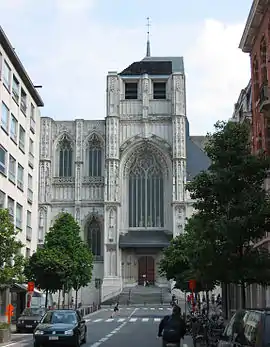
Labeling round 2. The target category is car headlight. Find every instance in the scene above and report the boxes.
[34,330,44,335]
[64,329,74,336]
[19,320,24,324]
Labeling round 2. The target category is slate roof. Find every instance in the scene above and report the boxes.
[120,56,184,75]
[186,119,210,181]
[119,230,172,248]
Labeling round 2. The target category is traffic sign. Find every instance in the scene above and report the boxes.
[189,279,196,291]
[27,281,35,292]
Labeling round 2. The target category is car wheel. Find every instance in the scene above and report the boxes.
[81,327,87,344]
[16,328,20,333]
[34,343,41,347]
[74,334,81,347]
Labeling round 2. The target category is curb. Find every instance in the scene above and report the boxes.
[83,308,105,318]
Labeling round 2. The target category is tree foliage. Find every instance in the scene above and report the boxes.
[24,212,93,296]
[0,209,24,287]
[160,121,270,302]
[186,120,270,289]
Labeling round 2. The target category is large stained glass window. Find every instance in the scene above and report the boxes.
[128,153,164,227]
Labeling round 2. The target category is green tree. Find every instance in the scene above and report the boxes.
[45,213,93,307]
[0,209,24,286]
[187,120,270,308]
[24,248,71,307]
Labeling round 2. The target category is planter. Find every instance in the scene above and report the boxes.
[0,328,10,343]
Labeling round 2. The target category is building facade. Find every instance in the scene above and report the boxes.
[0,27,44,318]
[39,54,209,304]
[237,0,270,311]
[239,0,270,154]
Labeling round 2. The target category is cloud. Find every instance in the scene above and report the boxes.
[55,0,96,12]
[0,4,250,134]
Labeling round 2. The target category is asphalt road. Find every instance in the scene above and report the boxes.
[0,304,192,347]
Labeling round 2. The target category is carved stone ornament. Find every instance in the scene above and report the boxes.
[123,142,169,177]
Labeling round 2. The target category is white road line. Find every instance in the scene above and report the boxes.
[142,318,149,322]
[93,318,102,322]
[183,344,188,347]
[150,308,155,310]
[159,308,163,310]
[129,318,137,322]
[117,318,125,322]
[90,307,138,347]
[143,307,148,310]
[154,318,161,322]
[105,318,114,322]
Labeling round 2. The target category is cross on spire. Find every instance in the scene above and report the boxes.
[146,17,151,57]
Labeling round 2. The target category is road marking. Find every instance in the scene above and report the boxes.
[129,318,137,322]
[142,318,149,322]
[159,308,163,310]
[154,318,161,322]
[93,318,102,322]
[105,318,114,322]
[117,318,125,322]
[150,307,155,310]
[90,307,138,347]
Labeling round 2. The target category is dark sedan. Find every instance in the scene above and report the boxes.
[33,309,87,347]
[16,307,46,333]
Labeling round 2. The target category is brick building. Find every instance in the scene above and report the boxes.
[239,0,270,153]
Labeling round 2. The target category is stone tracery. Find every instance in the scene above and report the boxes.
[57,133,73,177]
[87,216,102,257]
[86,133,103,177]
[128,149,164,228]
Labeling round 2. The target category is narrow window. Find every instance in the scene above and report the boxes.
[125,82,138,99]
[153,82,166,99]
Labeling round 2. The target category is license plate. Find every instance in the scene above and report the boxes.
[49,336,59,340]
[26,325,32,328]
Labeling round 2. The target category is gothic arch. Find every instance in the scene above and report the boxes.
[84,132,104,177]
[54,132,74,177]
[120,140,171,229]
[84,215,103,258]
[120,140,171,178]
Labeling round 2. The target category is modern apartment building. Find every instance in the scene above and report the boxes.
[0,26,44,259]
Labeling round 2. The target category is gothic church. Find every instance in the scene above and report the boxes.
[39,46,210,304]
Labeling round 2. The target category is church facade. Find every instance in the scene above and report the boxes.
[38,54,210,305]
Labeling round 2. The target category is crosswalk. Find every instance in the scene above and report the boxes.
[86,317,163,323]
[104,307,171,311]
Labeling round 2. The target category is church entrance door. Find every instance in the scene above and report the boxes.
[138,256,155,285]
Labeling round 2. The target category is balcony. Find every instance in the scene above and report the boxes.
[52,176,75,184]
[259,83,270,113]
[26,226,32,241]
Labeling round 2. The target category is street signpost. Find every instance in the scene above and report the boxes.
[189,280,196,312]
[27,282,35,308]
[5,304,14,324]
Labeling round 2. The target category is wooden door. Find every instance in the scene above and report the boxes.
[138,256,155,285]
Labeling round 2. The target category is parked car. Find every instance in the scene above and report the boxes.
[16,307,47,333]
[218,308,270,347]
[33,309,87,347]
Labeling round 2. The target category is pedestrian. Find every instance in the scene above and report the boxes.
[157,305,186,347]
[111,302,119,318]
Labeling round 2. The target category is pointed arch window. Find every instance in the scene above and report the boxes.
[58,135,73,177]
[88,134,102,176]
[87,217,101,256]
[128,152,164,228]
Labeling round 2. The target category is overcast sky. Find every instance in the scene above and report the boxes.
[0,0,252,134]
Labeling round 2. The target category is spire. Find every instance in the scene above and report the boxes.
[146,17,151,57]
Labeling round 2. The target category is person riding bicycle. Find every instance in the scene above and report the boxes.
[157,305,186,347]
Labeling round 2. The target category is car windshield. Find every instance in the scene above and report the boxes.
[41,311,77,325]
[21,308,45,316]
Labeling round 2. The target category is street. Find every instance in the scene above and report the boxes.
[0,305,193,347]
